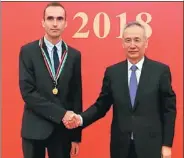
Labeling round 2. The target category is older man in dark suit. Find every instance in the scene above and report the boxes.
[63,21,176,158]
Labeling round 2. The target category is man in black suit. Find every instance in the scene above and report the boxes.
[63,21,176,158]
[19,2,83,158]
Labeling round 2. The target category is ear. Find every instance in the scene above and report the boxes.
[122,37,125,48]
[41,19,45,28]
[145,39,148,48]
[64,21,68,28]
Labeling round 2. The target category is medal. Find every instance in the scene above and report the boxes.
[39,38,68,95]
[52,87,58,95]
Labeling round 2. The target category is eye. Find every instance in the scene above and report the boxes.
[47,16,54,20]
[134,38,141,42]
[125,38,131,43]
[57,16,64,21]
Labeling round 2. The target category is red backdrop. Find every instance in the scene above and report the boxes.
[2,2,183,158]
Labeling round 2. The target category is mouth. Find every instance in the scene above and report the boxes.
[51,29,59,31]
[128,51,139,54]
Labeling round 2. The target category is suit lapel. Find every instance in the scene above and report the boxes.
[120,61,133,112]
[56,44,70,86]
[42,38,51,64]
[38,39,53,82]
[132,57,151,111]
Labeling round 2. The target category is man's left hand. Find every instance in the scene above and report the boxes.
[162,146,172,158]
[70,142,80,157]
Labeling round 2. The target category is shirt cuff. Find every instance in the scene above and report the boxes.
[78,115,83,126]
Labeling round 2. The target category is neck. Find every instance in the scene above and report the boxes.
[45,34,61,45]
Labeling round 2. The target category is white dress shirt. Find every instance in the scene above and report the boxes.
[127,56,144,85]
[44,36,62,71]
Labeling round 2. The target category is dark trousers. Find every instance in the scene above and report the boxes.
[22,128,71,158]
[128,139,137,158]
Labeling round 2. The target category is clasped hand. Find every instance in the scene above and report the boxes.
[62,111,81,129]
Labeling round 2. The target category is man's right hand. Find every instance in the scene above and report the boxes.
[62,111,82,129]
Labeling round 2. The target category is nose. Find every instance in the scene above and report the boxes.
[129,41,136,48]
[53,19,57,26]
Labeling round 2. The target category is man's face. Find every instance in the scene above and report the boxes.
[42,6,67,39]
[122,25,148,61]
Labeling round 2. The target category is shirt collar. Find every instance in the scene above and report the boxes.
[44,36,62,52]
[127,56,145,71]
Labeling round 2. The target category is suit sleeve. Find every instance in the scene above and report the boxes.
[159,66,176,147]
[81,68,113,128]
[19,46,67,124]
[69,52,83,142]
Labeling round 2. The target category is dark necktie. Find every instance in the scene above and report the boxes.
[129,65,138,107]
[53,46,59,74]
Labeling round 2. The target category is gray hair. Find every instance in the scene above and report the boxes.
[122,21,147,38]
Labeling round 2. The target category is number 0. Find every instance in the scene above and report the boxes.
[93,12,111,38]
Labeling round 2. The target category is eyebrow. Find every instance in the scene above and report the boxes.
[47,16,64,20]
[124,37,141,39]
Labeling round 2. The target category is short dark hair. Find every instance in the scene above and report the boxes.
[43,2,66,20]
[123,21,146,38]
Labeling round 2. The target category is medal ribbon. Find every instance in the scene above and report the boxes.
[39,39,68,85]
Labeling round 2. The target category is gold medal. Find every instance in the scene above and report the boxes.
[52,87,58,95]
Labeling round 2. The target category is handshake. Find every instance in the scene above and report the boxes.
[62,111,82,129]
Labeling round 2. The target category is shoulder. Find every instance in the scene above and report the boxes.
[68,45,81,57]
[146,58,170,71]
[21,39,39,51]
[19,39,40,59]
[106,60,126,72]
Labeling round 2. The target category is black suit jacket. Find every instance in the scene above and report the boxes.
[19,39,82,142]
[81,57,176,158]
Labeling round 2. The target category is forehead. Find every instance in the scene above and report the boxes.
[123,25,145,38]
[45,6,65,17]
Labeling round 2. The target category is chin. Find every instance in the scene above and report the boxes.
[128,54,139,59]
[50,34,60,38]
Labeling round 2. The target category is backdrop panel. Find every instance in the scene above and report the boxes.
[2,2,183,158]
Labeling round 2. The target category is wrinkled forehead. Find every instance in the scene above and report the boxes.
[45,6,65,18]
[123,26,145,39]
